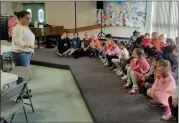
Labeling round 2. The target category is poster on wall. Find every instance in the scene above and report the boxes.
[97,1,147,28]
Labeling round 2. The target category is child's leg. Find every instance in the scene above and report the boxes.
[111,58,120,68]
[130,70,139,89]
[155,91,170,106]
[145,82,153,89]
[126,67,132,85]
[147,88,155,99]
[168,96,178,118]
[68,48,78,56]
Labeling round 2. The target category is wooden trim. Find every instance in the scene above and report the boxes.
[64,24,101,33]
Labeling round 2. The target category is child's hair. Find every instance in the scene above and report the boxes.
[134,48,144,57]
[113,39,119,45]
[152,55,163,62]
[73,32,79,36]
[119,41,126,47]
[157,59,170,70]
[145,33,150,37]
[152,32,159,40]
[105,34,112,39]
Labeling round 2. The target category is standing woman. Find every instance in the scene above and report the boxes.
[11,10,37,84]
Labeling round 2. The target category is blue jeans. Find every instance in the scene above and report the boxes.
[12,52,32,84]
[99,50,104,56]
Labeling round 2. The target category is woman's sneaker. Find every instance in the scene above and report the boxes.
[161,114,176,121]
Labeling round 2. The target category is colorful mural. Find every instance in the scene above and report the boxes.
[97,1,147,28]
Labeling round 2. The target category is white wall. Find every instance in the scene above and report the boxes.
[45,1,152,38]
[2,1,152,38]
[0,2,13,16]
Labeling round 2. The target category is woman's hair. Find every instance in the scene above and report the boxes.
[105,34,112,39]
[152,32,159,40]
[17,10,30,19]
[134,48,144,57]
[119,41,126,47]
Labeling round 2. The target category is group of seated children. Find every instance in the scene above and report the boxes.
[56,32,100,58]
[56,31,178,121]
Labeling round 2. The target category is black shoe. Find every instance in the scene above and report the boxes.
[23,94,32,99]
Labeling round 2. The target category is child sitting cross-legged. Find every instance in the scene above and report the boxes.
[101,34,113,63]
[111,41,129,74]
[63,32,81,57]
[90,34,101,57]
[104,40,120,67]
[143,55,163,91]
[147,60,176,115]
[123,48,150,94]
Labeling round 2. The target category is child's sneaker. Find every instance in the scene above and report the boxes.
[163,106,171,115]
[128,89,139,95]
[121,75,128,80]
[117,71,123,76]
[113,68,118,72]
[122,84,131,89]
[149,100,164,107]
[161,114,176,121]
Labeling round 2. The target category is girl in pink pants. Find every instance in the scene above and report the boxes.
[147,60,176,115]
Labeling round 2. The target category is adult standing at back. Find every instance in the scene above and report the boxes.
[11,10,37,84]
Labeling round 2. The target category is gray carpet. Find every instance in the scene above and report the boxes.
[31,48,169,123]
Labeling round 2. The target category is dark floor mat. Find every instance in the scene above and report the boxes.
[31,48,174,123]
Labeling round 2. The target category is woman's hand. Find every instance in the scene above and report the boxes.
[29,44,38,49]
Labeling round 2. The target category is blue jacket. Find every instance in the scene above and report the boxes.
[71,37,81,49]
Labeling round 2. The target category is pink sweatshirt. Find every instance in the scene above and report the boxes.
[106,46,120,56]
[152,74,176,94]
[130,57,150,73]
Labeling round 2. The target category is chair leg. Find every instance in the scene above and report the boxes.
[22,106,28,122]
[26,87,34,112]
[3,120,8,123]
[10,113,15,123]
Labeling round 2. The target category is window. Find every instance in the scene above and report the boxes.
[38,9,44,23]
[27,9,32,21]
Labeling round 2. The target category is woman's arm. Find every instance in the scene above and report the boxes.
[13,28,32,48]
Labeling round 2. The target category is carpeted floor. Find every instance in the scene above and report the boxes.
[31,48,171,123]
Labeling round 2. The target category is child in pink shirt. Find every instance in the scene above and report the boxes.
[147,60,176,115]
[104,40,120,67]
[123,48,150,94]
[140,33,152,47]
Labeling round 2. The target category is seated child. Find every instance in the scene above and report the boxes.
[162,87,178,121]
[56,32,71,56]
[111,41,129,74]
[140,33,152,47]
[145,32,159,57]
[73,32,91,58]
[101,34,113,63]
[90,34,101,57]
[144,55,163,90]
[147,60,176,115]
[123,48,150,95]
[63,32,81,57]
[104,40,120,67]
